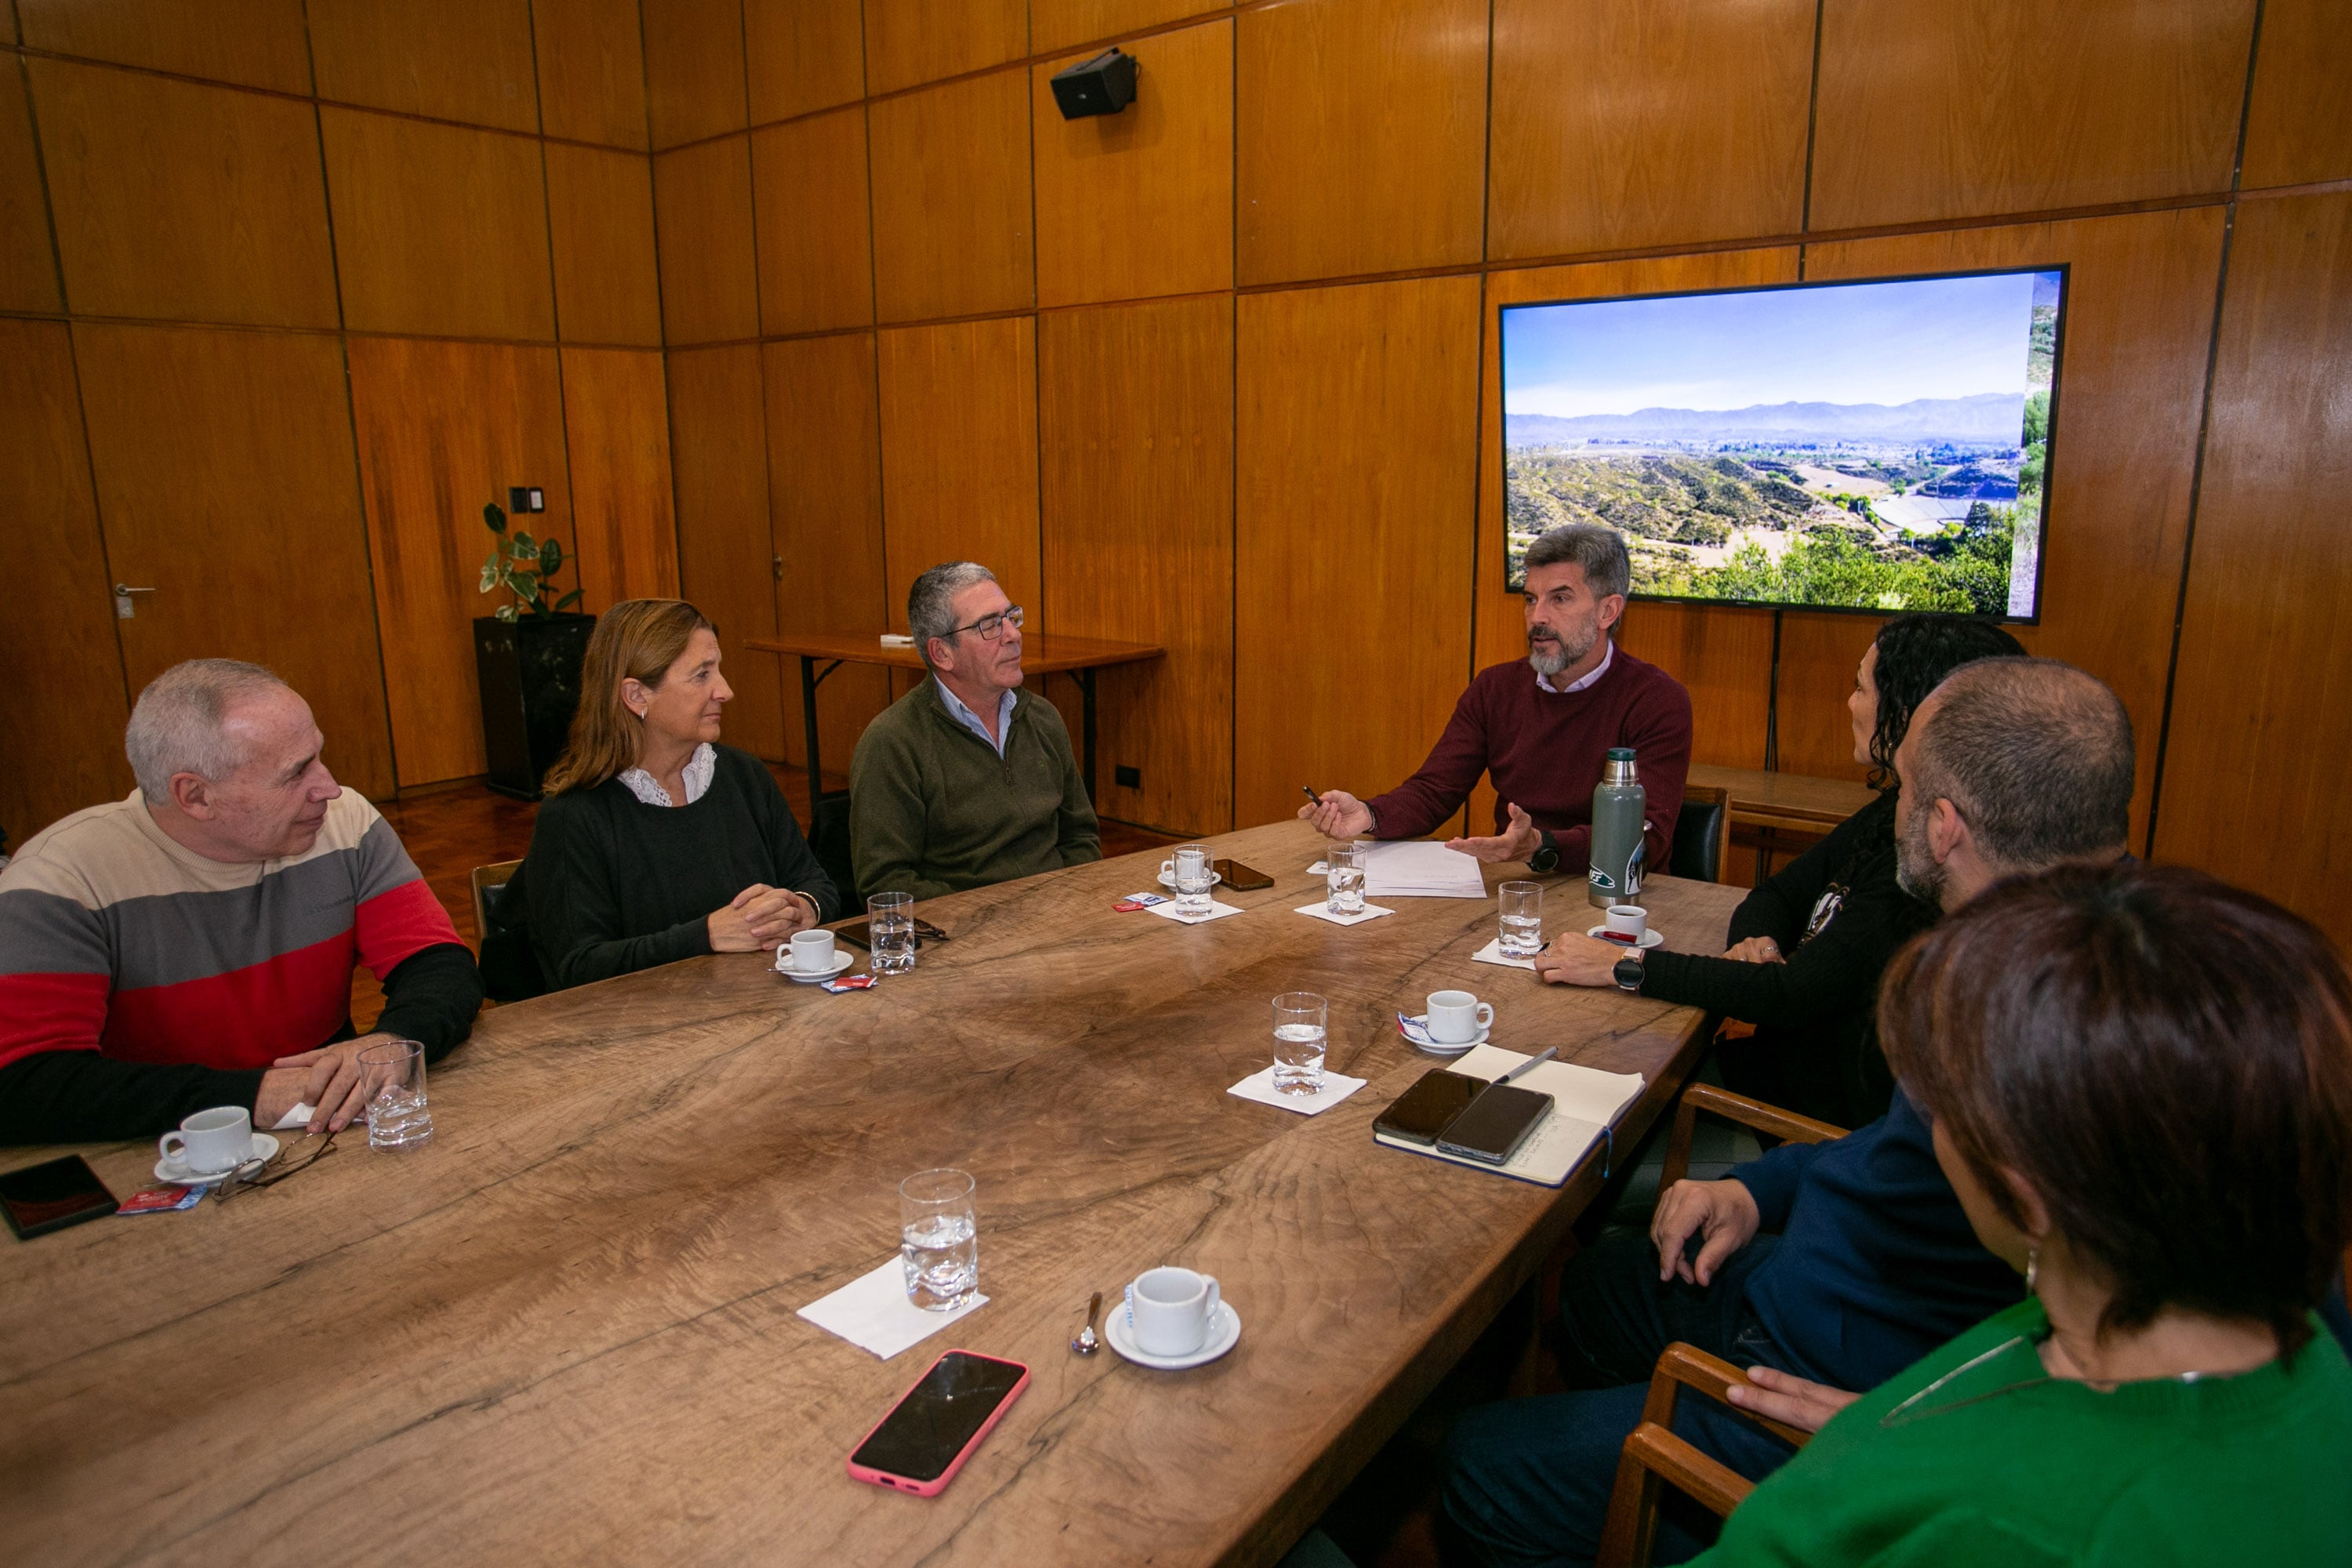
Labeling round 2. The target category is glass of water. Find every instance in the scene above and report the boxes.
[1272,991,1329,1097]
[1498,880,1544,958]
[869,890,916,975]
[900,1167,978,1311]
[357,1038,433,1151]
[1172,844,1214,917]
[1326,840,1367,915]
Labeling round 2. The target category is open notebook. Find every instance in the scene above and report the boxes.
[1374,1045,1646,1189]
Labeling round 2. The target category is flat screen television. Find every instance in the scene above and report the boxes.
[1501,267,2066,621]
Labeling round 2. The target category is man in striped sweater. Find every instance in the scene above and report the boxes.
[0,660,482,1145]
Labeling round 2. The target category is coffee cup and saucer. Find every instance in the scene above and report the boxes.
[1155,862,1222,891]
[1586,905,1664,950]
[1399,989,1494,1056]
[1104,1265,1241,1370]
[155,1107,277,1186]
[774,929,855,984]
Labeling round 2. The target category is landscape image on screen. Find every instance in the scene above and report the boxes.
[1502,269,2061,618]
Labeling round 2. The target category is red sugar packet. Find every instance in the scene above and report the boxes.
[118,1185,204,1214]
[821,974,880,993]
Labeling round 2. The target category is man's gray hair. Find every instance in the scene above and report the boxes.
[1910,657,2135,869]
[125,659,290,803]
[1523,524,1631,601]
[907,561,998,668]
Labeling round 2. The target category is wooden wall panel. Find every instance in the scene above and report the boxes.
[863,0,1029,97]
[652,134,760,345]
[1040,297,1235,837]
[1488,0,1813,260]
[17,0,312,94]
[2239,0,2352,190]
[876,318,1042,626]
[74,324,395,799]
[667,346,787,759]
[0,59,60,314]
[751,107,873,335]
[347,339,572,788]
[1236,0,1488,286]
[745,0,866,122]
[31,61,338,327]
[1032,20,1232,308]
[307,0,540,133]
[1769,612,1881,782]
[1236,277,1482,831]
[561,347,679,613]
[1797,208,2229,844]
[321,107,555,340]
[869,69,1034,322]
[0,319,132,840]
[533,0,651,148]
[2154,192,2352,940]
[642,0,749,150]
[763,334,891,774]
[1033,0,1221,54]
[1810,0,2256,231]
[546,142,662,346]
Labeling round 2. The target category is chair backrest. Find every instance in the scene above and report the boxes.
[470,859,522,943]
[1670,786,1730,884]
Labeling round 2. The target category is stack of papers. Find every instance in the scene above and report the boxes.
[1362,840,1488,899]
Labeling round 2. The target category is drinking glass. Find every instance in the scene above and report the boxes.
[1326,841,1367,916]
[1498,880,1544,958]
[869,891,916,975]
[1271,991,1329,1097]
[1172,844,1214,917]
[357,1038,433,1151]
[900,1167,978,1311]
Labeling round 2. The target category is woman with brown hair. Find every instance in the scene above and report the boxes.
[1688,861,2352,1564]
[518,599,837,991]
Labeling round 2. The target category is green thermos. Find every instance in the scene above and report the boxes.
[1588,747,1646,909]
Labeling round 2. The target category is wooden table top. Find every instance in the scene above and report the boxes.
[1687,762,1878,829]
[741,629,1164,676]
[2,821,1740,1568]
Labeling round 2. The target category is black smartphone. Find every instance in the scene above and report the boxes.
[0,1155,119,1240]
[1374,1069,1489,1147]
[1436,1084,1554,1167]
[1214,858,1274,892]
[846,1349,1031,1495]
[835,916,950,951]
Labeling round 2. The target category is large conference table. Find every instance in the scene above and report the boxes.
[2,821,1741,1567]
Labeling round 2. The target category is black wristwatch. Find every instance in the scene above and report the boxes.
[1527,829,1561,876]
[1613,952,1646,993]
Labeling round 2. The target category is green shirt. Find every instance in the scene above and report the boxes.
[849,679,1100,902]
[1693,1297,2352,1566]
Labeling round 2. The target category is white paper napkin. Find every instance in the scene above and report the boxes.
[1149,898,1246,926]
[1294,900,1395,927]
[1472,937,1538,971]
[1306,860,1328,874]
[1226,1065,1367,1116]
[272,1103,315,1131]
[797,1258,989,1360]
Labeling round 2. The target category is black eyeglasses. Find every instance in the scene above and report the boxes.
[943,604,1024,643]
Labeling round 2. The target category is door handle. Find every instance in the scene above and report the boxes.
[114,583,156,619]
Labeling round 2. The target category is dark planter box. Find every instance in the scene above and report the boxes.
[474,612,596,800]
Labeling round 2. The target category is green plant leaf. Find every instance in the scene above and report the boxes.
[478,562,499,593]
[537,538,564,577]
[495,604,517,622]
[513,571,539,602]
[511,532,539,561]
[554,588,583,611]
[484,503,506,534]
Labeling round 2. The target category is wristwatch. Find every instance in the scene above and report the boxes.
[1527,829,1561,876]
[1613,951,1646,993]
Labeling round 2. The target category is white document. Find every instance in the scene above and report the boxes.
[1374,1045,1646,1188]
[1226,1065,1368,1116]
[1361,840,1488,898]
[797,1258,989,1360]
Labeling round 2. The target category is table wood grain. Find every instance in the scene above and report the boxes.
[1,821,1741,1568]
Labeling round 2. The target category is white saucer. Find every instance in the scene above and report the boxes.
[156,1133,278,1187]
[1401,1015,1490,1057]
[1156,870,1223,891]
[772,951,856,984]
[1105,1300,1242,1370]
[1587,926,1665,950]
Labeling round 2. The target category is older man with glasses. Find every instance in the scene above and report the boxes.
[848,561,1100,900]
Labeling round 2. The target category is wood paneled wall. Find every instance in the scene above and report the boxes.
[1,3,678,833]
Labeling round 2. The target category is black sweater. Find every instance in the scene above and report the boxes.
[520,745,839,990]
[1637,790,1936,1127]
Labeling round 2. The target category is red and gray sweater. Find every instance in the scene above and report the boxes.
[0,791,480,1144]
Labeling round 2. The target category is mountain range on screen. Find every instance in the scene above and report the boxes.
[1505,392,2025,448]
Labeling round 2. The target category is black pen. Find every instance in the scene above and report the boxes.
[1302,786,1323,805]
[1495,1046,1559,1086]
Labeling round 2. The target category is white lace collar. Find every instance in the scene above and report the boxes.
[617,742,715,807]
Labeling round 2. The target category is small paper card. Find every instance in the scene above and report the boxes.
[117,1185,205,1214]
[820,974,878,993]
[1294,900,1396,927]
[1471,937,1537,971]
[1113,891,1171,912]
[1306,860,1328,875]
[797,1258,989,1361]
[1227,1065,1367,1116]
[1148,898,1246,926]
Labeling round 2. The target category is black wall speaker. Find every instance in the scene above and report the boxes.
[1049,48,1138,119]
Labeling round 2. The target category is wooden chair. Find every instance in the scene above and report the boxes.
[469,859,521,946]
[1659,1081,1846,1190]
[1668,785,1732,885]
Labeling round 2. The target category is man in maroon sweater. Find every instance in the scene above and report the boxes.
[1301,524,1692,876]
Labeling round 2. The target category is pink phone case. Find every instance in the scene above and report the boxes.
[844,1349,1031,1497]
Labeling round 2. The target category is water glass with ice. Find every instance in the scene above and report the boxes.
[1498,880,1543,957]
[869,891,916,975]
[900,1167,979,1311]
[358,1038,434,1151]
[1326,841,1367,916]
[1271,990,1328,1097]
[1172,844,1214,917]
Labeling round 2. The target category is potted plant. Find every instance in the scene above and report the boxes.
[472,502,595,800]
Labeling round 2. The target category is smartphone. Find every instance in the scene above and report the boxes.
[834,916,951,951]
[1436,1084,1554,1167]
[1214,858,1274,892]
[0,1155,119,1240]
[846,1349,1030,1497]
[1373,1069,1489,1147]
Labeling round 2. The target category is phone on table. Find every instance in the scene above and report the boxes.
[835,916,951,952]
[1213,858,1274,892]
[846,1348,1030,1496]
[0,1155,119,1240]
[1373,1069,1489,1147]
[1436,1084,1555,1167]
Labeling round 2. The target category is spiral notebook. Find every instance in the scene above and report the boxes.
[1374,1045,1646,1188]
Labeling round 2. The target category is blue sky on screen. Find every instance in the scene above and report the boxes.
[1503,271,2060,419]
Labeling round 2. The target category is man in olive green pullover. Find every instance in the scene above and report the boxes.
[849,562,1100,902]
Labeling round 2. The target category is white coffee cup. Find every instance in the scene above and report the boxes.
[159,1105,253,1175]
[1427,989,1494,1044]
[1604,906,1649,943]
[785,928,836,973]
[1125,1265,1222,1357]
[1160,849,1214,884]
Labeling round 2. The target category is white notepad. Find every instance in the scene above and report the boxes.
[1374,1045,1646,1188]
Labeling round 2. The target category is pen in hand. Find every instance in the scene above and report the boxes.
[1301,786,1323,805]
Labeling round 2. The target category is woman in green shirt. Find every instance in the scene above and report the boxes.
[1691,861,2352,1566]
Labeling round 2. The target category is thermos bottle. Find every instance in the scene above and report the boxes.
[1588,747,1645,908]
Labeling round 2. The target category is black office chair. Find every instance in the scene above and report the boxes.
[1669,786,1730,884]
